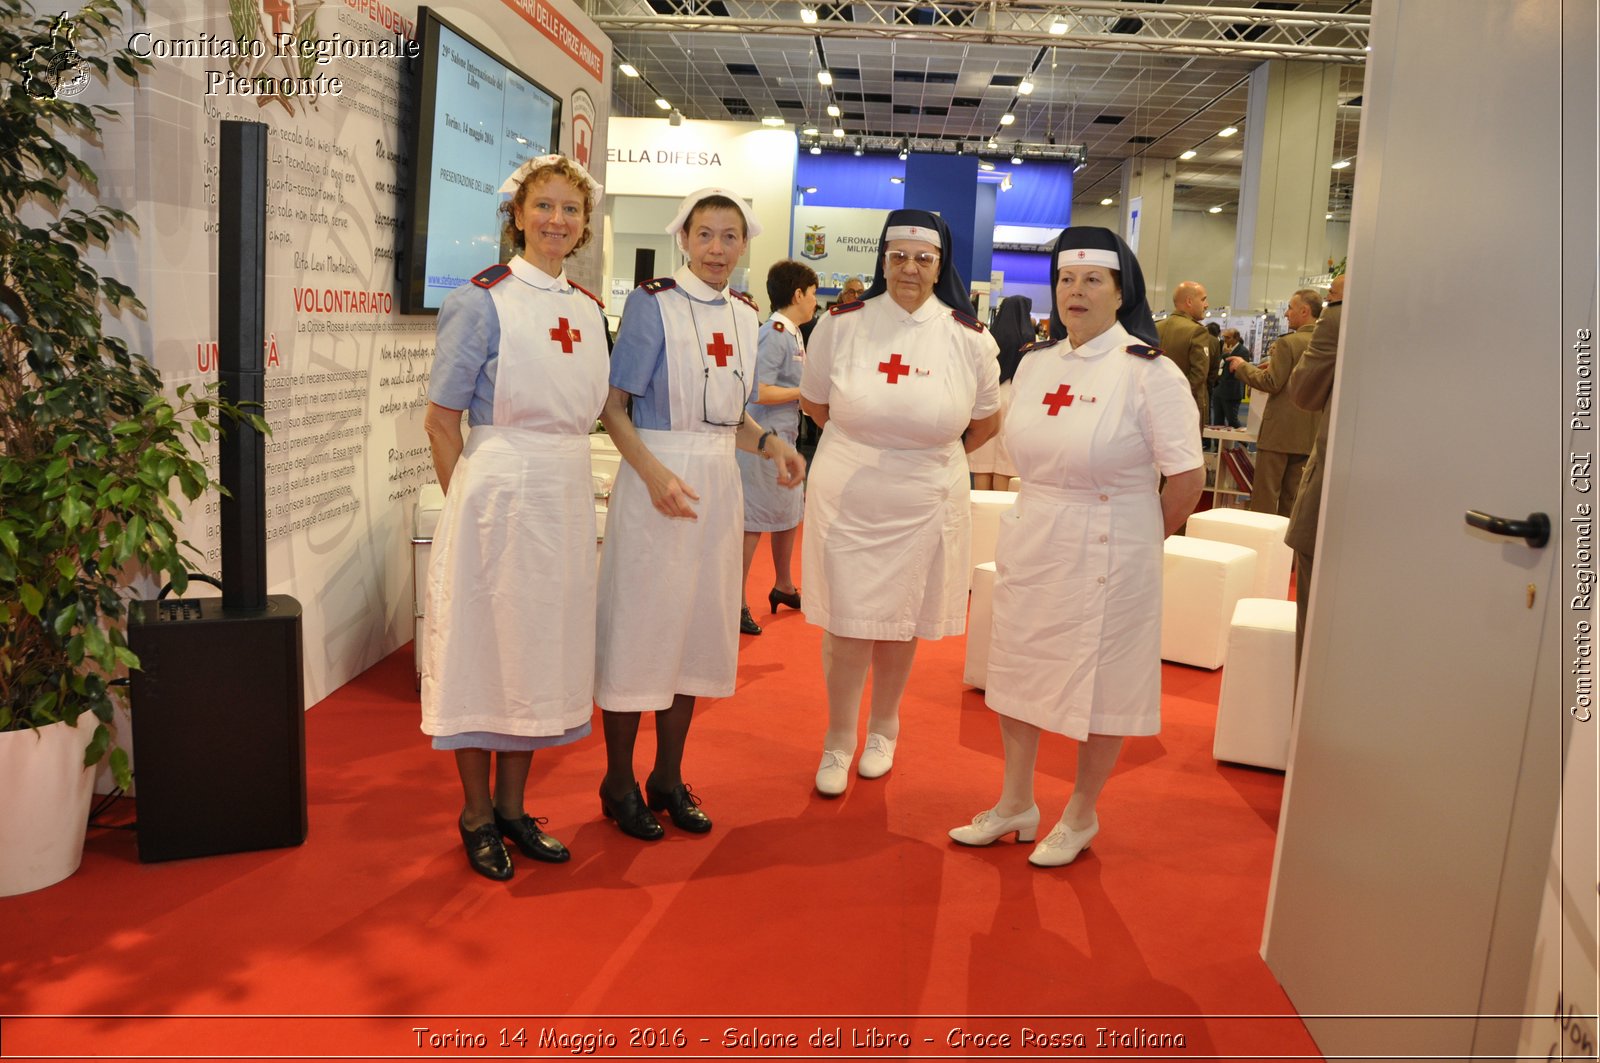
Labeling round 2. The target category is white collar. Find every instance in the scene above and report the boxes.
[1064,321,1132,360]
[510,255,569,293]
[880,293,945,325]
[673,265,731,304]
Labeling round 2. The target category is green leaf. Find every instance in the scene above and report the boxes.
[0,524,18,556]
[110,747,132,791]
[84,723,110,767]
[19,584,44,616]
[53,603,80,637]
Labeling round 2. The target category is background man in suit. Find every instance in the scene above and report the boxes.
[1156,281,1212,427]
[1210,327,1249,428]
[1226,288,1321,517]
[1283,273,1345,672]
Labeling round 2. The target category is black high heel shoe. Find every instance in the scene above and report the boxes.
[645,781,713,833]
[600,784,664,841]
[768,587,801,614]
[459,814,513,881]
[494,810,571,863]
[740,606,763,635]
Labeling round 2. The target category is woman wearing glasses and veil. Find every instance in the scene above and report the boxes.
[798,209,1001,798]
[595,188,806,841]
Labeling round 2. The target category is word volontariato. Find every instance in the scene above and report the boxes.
[128,31,419,98]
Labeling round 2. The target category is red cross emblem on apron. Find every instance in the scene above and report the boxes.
[549,318,582,354]
[1042,384,1076,415]
[878,353,911,383]
[707,333,734,367]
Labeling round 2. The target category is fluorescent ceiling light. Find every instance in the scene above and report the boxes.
[619,63,639,78]
[1208,205,1223,214]
[1049,18,1067,35]
[832,127,845,138]
[1325,212,1334,219]
[978,160,995,171]
[826,104,840,117]
[761,116,784,126]
[999,112,1015,126]
[817,70,833,86]
[1179,149,1197,160]
[1332,159,1351,169]
[1219,125,1238,137]
[802,126,819,136]
[1017,79,1034,95]
[800,5,818,23]
[654,98,671,110]
[1100,197,1113,206]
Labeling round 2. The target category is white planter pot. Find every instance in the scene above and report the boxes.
[0,716,97,896]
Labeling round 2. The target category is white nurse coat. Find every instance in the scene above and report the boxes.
[421,257,610,738]
[799,294,1000,641]
[983,321,1202,740]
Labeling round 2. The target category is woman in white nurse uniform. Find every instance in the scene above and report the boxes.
[799,210,1002,797]
[948,226,1204,867]
[421,155,608,882]
[595,189,807,840]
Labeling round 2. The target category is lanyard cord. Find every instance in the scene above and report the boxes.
[685,290,746,426]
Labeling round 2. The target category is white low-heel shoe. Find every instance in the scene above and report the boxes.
[815,749,852,797]
[948,805,1040,846]
[857,733,897,778]
[1028,815,1098,867]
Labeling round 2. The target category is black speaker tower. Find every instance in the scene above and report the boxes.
[129,120,308,863]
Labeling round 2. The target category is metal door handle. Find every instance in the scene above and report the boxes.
[1464,510,1549,548]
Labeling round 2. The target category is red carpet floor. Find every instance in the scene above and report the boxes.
[1,544,1321,1062]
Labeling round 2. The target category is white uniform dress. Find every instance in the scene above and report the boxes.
[799,295,1000,641]
[984,321,1202,740]
[421,257,610,743]
[595,267,759,712]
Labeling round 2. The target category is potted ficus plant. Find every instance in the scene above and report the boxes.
[0,0,259,894]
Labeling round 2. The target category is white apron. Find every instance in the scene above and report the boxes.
[594,272,752,712]
[421,264,609,737]
[984,322,1198,740]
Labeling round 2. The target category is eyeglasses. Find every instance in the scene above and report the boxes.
[702,366,747,427]
[885,250,940,269]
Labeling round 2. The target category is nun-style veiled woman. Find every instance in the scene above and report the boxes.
[799,210,1001,797]
[422,155,608,881]
[595,188,806,840]
[949,227,1203,867]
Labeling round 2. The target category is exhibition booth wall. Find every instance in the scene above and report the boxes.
[85,0,612,714]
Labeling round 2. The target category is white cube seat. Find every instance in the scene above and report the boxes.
[964,562,997,689]
[1185,509,1293,600]
[1213,598,1298,770]
[968,489,1018,584]
[1161,537,1257,669]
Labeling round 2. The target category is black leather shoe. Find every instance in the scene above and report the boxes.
[494,810,571,863]
[600,784,665,841]
[768,586,802,613]
[646,782,713,834]
[740,606,763,635]
[459,815,513,881]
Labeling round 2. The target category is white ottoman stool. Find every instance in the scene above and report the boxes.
[412,483,446,687]
[1213,598,1298,770]
[964,562,997,689]
[969,489,1018,582]
[1161,537,1257,669]
[1185,509,1293,599]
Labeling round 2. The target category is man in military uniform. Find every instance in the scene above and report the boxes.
[1226,288,1322,518]
[1155,281,1212,427]
[1284,273,1345,672]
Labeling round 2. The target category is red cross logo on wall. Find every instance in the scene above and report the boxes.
[549,318,582,354]
[878,353,911,383]
[707,333,734,367]
[1042,384,1075,415]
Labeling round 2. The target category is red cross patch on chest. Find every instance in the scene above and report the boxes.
[549,317,582,354]
[706,333,734,367]
[1042,384,1096,414]
[878,353,911,383]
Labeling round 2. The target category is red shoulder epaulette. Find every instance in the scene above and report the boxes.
[952,309,986,333]
[771,320,786,333]
[569,280,604,309]
[1020,338,1059,354]
[829,300,866,316]
[641,277,677,294]
[730,289,759,313]
[471,264,512,289]
[1125,344,1163,360]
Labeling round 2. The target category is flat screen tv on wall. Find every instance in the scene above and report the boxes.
[400,7,562,314]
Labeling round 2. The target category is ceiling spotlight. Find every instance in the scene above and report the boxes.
[669,109,683,127]
[979,160,995,171]
[809,144,821,155]
[1100,197,1113,206]
[889,176,903,184]
[802,126,819,136]
[827,104,840,117]
[654,97,671,110]
[1180,149,1197,160]
[1219,125,1239,137]
[999,112,1015,126]
[1049,18,1067,34]
[1325,212,1334,219]
[853,144,863,157]
[619,62,639,78]
[897,142,909,161]
[987,137,998,149]
[1018,79,1034,95]
[799,5,818,23]
[1010,152,1023,165]
[803,185,817,193]
[1208,205,1223,214]
[832,127,845,138]
[1331,158,1351,169]
[817,70,833,86]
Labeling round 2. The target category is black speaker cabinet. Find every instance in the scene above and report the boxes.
[129,595,307,862]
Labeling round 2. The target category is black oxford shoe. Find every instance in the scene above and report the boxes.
[739,606,763,635]
[459,815,513,881]
[646,782,713,834]
[600,784,665,841]
[494,810,571,863]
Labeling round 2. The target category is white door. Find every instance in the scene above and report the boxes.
[1261,1,1593,1059]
